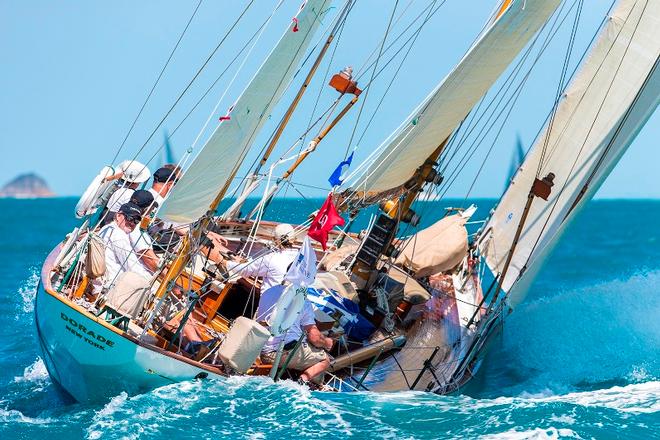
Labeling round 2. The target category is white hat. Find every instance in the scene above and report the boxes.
[118,160,151,184]
[274,223,295,241]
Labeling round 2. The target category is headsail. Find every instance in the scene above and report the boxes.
[480,0,660,306]
[345,0,561,201]
[159,0,331,224]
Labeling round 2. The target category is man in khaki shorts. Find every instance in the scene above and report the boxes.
[261,301,334,384]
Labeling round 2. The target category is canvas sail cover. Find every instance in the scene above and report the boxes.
[159,0,331,224]
[395,213,470,277]
[480,0,660,307]
[347,0,561,200]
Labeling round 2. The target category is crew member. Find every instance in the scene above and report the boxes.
[97,202,151,288]
[127,190,160,272]
[260,300,333,384]
[102,160,151,225]
[148,166,178,208]
[218,224,298,292]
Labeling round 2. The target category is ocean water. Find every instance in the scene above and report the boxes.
[1,197,659,439]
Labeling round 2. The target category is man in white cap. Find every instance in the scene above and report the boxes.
[104,160,151,220]
[219,224,298,292]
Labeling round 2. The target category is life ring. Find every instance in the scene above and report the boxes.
[75,166,114,218]
[269,284,306,335]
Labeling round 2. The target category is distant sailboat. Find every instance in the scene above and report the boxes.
[505,135,526,192]
[161,130,177,167]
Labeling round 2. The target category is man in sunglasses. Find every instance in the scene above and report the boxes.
[97,202,152,289]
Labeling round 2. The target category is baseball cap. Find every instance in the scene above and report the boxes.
[274,223,294,241]
[118,202,143,223]
[153,167,177,183]
[118,160,151,184]
[130,189,155,211]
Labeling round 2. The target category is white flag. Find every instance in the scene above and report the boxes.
[284,236,317,287]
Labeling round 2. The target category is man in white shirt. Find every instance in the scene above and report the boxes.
[260,301,333,384]
[221,224,298,292]
[97,202,151,288]
[102,161,151,227]
[148,166,178,208]
[127,190,160,272]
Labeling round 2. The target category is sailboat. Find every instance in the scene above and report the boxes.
[35,0,659,402]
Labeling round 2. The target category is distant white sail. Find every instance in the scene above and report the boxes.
[159,0,331,224]
[347,0,561,199]
[480,0,660,307]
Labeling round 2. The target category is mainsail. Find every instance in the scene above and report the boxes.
[345,0,561,200]
[480,0,660,307]
[159,0,331,224]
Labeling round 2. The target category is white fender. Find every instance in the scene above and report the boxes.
[75,166,114,218]
[269,284,306,336]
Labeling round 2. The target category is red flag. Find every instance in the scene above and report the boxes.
[308,194,345,250]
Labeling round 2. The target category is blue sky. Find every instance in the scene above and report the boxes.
[1,0,657,198]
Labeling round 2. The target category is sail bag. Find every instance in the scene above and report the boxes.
[395,214,469,277]
[85,233,106,279]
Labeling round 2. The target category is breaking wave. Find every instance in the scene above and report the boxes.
[477,270,660,397]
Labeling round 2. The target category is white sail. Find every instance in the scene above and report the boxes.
[480,0,660,307]
[159,0,332,224]
[347,0,561,198]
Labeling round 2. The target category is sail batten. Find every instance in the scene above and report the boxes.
[345,0,562,200]
[480,0,660,307]
[158,0,332,224]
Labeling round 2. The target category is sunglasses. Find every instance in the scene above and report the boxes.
[124,216,141,226]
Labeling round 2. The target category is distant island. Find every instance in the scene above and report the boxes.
[0,173,55,198]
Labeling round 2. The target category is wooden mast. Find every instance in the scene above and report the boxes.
[283,96,359,180]
[150,4,355,303]
[350,138,448,287]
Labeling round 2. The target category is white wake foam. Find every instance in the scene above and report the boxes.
[13,358,48,384]
[481,427,582,439]
[16,267,38,320]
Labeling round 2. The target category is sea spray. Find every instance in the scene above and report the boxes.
[16,267,38,319]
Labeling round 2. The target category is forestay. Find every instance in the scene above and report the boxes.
[346,0,561,199]
[159,0,331,224]
[480,0,660,307]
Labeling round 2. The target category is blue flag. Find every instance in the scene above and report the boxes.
[328,152,354,187]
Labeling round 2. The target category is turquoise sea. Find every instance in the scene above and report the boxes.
[1,198,659,439]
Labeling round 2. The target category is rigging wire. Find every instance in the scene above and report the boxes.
[516,0,650,282]
[353,0,441,150]
[536,0,585,177]
[124,0,257,165]
[111,0,203,165]
[344,0,401,158]
[434,0,580,202]
[387,0,582,254]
